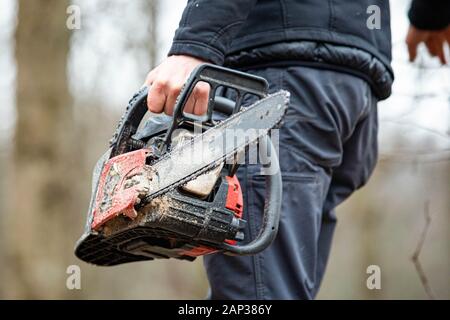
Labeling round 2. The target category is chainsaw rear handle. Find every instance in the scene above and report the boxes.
[109,64,269,157]
[220,134,282,256]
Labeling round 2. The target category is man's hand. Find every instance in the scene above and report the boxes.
[406,25,450,64]
[144,55,210,115]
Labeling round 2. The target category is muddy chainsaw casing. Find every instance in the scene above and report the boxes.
[75,64,288,266]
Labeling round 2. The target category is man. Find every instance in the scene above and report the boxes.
[144,1,449,299]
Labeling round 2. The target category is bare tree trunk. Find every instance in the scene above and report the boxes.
[4,0,77,298]
[148,0,159,68]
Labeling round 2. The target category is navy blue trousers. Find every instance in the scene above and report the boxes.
[204,66,379,299]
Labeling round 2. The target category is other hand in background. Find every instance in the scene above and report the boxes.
[406,0,450,64]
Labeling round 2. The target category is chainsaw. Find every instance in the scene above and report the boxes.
[75,64,289,266]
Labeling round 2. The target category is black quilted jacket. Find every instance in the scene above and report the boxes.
[168,0,449,100]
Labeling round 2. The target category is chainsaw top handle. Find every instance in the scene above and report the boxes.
[162,64,268,149]
[109,64,269,157]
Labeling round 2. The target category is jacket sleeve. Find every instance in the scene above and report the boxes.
[167,0,258,65]
[408,0,450,30]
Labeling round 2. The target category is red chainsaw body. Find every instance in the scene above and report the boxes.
[91,149,150,230]
[91,148,244,258]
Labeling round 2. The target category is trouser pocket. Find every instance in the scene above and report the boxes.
[245,171,326,299]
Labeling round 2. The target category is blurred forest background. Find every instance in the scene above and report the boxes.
[0,0,448,299]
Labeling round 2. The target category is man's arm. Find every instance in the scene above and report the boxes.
[406,0,450,64]
[145,0,258,115]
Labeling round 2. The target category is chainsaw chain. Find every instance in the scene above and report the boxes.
[140,91,290,205]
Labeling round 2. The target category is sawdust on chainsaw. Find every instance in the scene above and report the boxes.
[144,195,171,216]
[101,195,172,237]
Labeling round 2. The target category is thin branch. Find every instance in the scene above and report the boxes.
[411,200,436,300]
